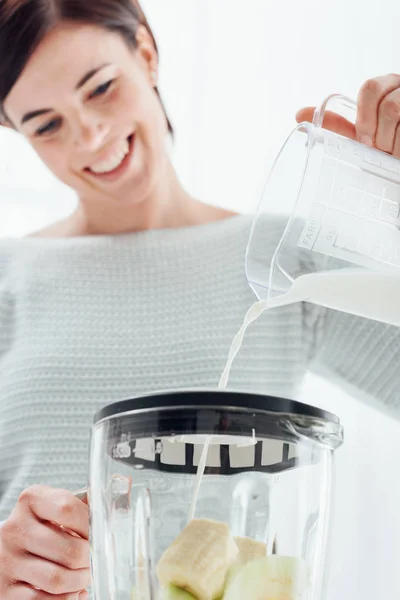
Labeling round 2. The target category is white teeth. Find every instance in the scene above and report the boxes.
[90,138,130,174]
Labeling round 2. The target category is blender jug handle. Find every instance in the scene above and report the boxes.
[312,94,357,129]
[73,487,88,502]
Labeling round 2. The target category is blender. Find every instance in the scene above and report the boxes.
[87,389,343,600]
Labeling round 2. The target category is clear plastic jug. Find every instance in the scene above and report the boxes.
[246,95,400,326]
[88,389,343,600]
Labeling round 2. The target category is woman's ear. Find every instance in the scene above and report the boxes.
[135,25,159,87]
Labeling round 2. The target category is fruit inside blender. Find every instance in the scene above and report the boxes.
[155,517,311,600]
[131,437,311,600]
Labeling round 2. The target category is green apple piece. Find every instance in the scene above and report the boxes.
[132,584,157,600]
[234,537,267,565]
[222,556,311,600]
[160,585,197,600]
[223,563,241,591]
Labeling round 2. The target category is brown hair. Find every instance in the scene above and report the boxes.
[0,0,173,133]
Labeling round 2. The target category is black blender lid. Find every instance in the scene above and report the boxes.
[93,388,340,425]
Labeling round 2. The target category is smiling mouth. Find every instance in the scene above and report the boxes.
[84,134,135,181]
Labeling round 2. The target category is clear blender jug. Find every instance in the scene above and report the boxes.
[88,389,343,600]
[246,94,400,326]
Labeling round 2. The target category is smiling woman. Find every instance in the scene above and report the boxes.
[1,2,400,600]
[0,0,173,132]
[0,0,195,236]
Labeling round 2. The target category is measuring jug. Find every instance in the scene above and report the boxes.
[246,94,400,326]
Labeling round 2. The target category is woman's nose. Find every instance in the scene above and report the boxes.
[72,113,109,152]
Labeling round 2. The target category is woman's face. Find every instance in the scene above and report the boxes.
[3,23,168,206]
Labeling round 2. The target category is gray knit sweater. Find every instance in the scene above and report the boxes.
[0,214,399,521]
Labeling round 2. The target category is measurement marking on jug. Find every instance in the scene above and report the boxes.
[299,159,400,260]
[298,203,326,249]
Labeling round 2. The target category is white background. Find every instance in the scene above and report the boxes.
[1,0,400,597]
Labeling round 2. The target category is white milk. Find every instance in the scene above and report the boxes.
[187,435,211,522]
[219,269,400,389]
[188,270,315,519]
[189,269,400,520]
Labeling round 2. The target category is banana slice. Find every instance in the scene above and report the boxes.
[156,518,238,600]
[234,537,267,564]
[160,585,197,599]
[222,555,311,600]
[225,536,268,588]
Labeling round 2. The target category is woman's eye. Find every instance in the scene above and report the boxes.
[35,118,61,137]
[89,80,114,99]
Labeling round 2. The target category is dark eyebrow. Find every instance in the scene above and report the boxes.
[75,63,110,90]
[21,108,52,126]
[20,64,111,126]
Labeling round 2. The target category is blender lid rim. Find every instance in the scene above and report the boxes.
[93,388,340,425]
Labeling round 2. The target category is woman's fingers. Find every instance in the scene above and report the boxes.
[5,583,88,600]
[4,553,91,595]
[0,485,91,600]
[392,122,400,158]
[356,73,400,146]
[18,486,89,540]
[5,519,89,570]
[375,87,400,155]
[297,74,400,159]
[296,107,356,139]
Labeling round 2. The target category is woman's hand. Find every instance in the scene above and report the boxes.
[0,485,91,600]
[296,74,400,158]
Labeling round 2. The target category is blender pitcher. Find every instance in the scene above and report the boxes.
[88,389,343,600]
[246,94,400,326]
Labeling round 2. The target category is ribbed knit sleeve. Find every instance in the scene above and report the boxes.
[0,248,14,365]
[310,306,400,420]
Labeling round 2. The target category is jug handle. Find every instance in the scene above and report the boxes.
[73,487,88,503]
[313,94,357,129]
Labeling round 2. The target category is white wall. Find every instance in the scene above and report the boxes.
[302,374,400,599]
[1,1,400,597]
[150,0,400,214]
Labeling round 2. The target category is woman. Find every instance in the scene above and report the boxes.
[0,0,399,598]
